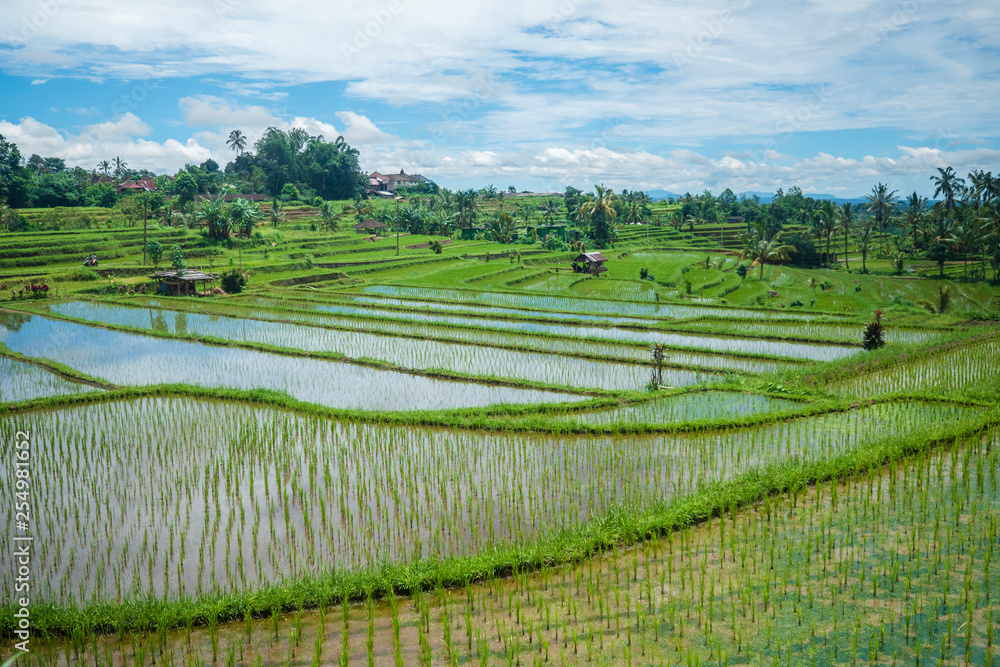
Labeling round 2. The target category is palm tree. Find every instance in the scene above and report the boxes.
[113,156,128,180]
[925,206,957,277]
[269,198,284,228]
[856,223,875,273]
[738,233,796,280]
[539,199,559,226]
[227,130,246,156]
[227,198,262,270]
[931,166,965,213]
[865,182,897,254]
[97,160,111,177]
[486,212,517,243]
[818,200,838,266]
[197,196,229,241]
[350,197,372,221]
[904,192,927,250]
[579,185,619,245]
[317,201,338,231]
[837,203,854,270]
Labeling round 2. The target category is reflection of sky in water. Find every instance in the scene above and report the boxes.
[358,285,823,321]
[0,356,101,403]
[244,296,857,361]
[0,312,586,411]
[146,298,798,374]
[46,301,701,390]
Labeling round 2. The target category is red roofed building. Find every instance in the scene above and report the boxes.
[115,178,158,193]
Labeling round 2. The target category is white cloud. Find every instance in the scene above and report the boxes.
[178,95,275,128]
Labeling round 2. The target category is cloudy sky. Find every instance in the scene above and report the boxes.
[0,0,997,196]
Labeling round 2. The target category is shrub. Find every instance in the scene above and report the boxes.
[429,240,443,254]
[639,267,649,280]
[220,269,247,294]
[789,299,804,307]
[735,264,747,279]
[862,309,886,351]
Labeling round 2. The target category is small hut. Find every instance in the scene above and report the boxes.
[355,219,388,235]
[150,269,220,296]
[571,252,608,276]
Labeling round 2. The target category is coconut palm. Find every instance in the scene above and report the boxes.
[269,198,284,228]
[904,192,927,250]
[818,200,838,266]
[579,185,619,245]
[113,156,128,180]
[738,233,796,280]
[317,201,338,231]
[924,206,957,277]
[227,130,247,156]
[930,166,965,213]
[837,203,854,269]
[539,199,559,225]
[228,198,262,270]
[97,160,111,177]
[856,223,875,274]
[865,182,897,254]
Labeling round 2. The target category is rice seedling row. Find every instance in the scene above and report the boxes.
[0,355,102,403]
[0,312,585,410]
[17,426,998,666]
[35,301,712,391]
[0,397,978,610]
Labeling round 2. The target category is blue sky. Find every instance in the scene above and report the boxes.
[0,0,998,197]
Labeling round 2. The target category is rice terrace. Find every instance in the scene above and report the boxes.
[0,151,998,667]
[1,2,1000,664]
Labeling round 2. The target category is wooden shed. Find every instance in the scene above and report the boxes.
[354,219,388,234]
[571,252,608,276]
[150,269,220,296]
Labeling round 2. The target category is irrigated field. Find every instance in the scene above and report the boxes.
[1,226,999,667]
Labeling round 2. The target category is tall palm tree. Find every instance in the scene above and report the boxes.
[227,130,247,156]
[227,198,262,270]
[113,156,128,180]
[539,199,559,226]
[317,201,338,231]
[738,233,796,280]
[818,200,838,266]
[904,192,927,249]
[97,160,111,177]
[930,166,965,213]
[579,185,619,245]
[837,202,854,270]
[856,223,875,273]
[865,182,897,254]
[925,206,957,277]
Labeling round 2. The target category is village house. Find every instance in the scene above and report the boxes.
[368,170,429,196]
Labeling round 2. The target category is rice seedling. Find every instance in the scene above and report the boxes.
[0,355,102,402]
[0,313,588,410]
[0,396,980,615]
[24,427,997,666]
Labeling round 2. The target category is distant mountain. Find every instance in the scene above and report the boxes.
[646,189,869,205]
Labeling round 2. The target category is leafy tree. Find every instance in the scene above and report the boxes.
[85,182,118,208]
[146,240,163,267]
[32,173,83,207]
[172,171,198,205]
[280,182,300,202]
